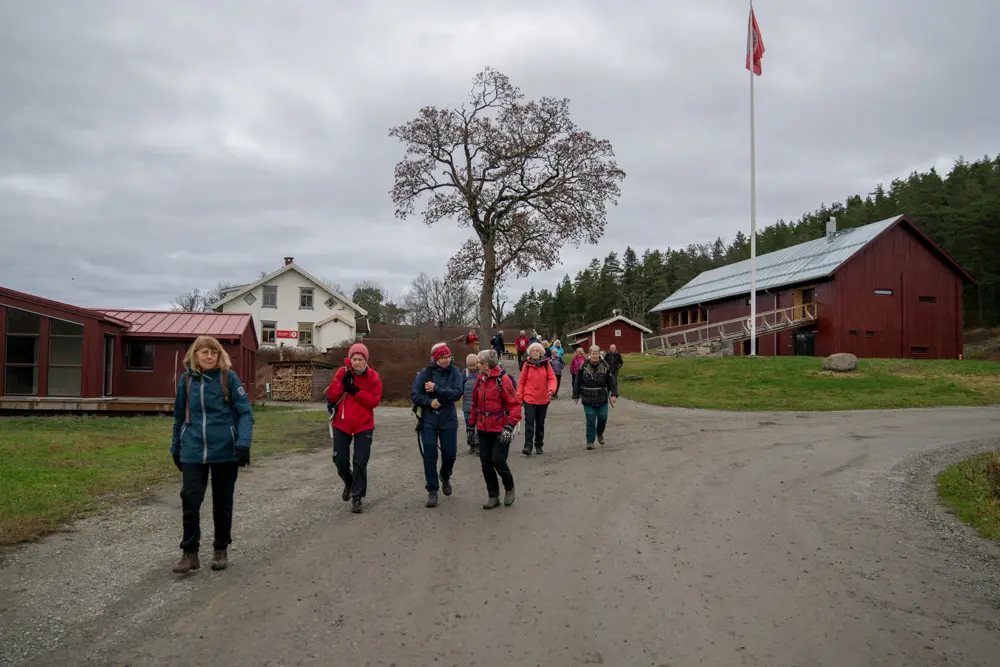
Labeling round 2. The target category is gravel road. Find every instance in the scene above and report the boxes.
[2,390,1000,666]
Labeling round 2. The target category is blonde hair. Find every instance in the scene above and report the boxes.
[184,335,232,373]
[527,342,545,356]
[574,347,585,357]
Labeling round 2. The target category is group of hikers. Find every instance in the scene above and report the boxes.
[167,331,624,574]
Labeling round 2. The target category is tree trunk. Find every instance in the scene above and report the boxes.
[479,241,497,352]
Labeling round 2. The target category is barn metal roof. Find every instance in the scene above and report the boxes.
[96,310,253,340]
[649,215,903,313]
[567,314,653,337]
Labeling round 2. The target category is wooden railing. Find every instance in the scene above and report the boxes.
[643,303,817,353]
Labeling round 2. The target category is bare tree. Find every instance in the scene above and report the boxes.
[403,273,478,327]
[171,289,204,312]
[389,66,625,348]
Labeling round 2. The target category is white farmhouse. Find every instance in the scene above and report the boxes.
[212,257,368,351]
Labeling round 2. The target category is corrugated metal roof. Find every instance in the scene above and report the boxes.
[649,215,903,313]
[96,310,253,339]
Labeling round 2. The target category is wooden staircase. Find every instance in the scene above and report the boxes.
[643,303,818,355]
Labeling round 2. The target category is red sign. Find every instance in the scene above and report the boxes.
[276,330,298,339]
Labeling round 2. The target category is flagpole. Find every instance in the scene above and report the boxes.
[748,1,758,357]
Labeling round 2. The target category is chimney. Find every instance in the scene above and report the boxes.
[826,217,836,242]
[284,256,294,266]
[612,308,622,317]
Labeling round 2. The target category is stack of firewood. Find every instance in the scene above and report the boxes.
[270,363,313,401]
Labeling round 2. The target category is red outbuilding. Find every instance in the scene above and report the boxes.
[567,310,653,354]
[646,215,976,359]
[1,286,257,412]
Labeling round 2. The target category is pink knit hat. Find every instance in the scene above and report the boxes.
[347,343,369,362]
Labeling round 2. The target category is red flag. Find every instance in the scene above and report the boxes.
[746,7,765,75]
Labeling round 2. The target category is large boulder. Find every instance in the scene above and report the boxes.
[822,352,858,373]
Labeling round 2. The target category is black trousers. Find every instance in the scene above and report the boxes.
[523,402,549,446]
[333,427,373,499]
[180,462,239,553]
[554,374,563,396]
[479,431,514,498]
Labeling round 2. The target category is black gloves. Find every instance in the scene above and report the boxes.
[342,372,359,394]
[499,424,514,446]
[236,446,251,467]
[173,454,182,472]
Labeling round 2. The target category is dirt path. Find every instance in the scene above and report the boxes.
[2,393,1000,666]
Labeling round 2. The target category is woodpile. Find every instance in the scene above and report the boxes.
[270,362,315,401]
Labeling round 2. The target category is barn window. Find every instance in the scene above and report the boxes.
[261,321,277,344]
[300,288,314,309]
[918,296,937,303]
[262,285,277,308]
[848,329,857,336]
[865,331,874,338]
[243,293,256,306]
[48,319,83,397]
[325,296,337,309]
[298,322,314,346]
[874,289,893,296]
[614,329,622,337]
[4,307,40,395]
[910,346,930,354]
[125,343,155,370]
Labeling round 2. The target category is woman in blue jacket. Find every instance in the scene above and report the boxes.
[170,336,254,574]
[411,342,465,508]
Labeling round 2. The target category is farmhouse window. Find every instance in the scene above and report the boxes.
[48,319,83,397]
[918,296,937,303]
[324,296,337,309]
[298,322,314,345]
[874,289,893,296]
[243,293,256,306]
[125,343,155,370]
[261,321,277,344]
[4,307,40,395]
[614,329,622,337]
[262,285,278,308]
[300,288,314,309]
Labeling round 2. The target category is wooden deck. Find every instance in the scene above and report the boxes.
[0,396,175,414]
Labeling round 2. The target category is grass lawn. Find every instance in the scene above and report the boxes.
[937,451,1000,544]
[616,355,1000,411]
[0,406,329,546]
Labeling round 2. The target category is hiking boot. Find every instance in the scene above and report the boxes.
[350,497,363,513]
[210,550,228,571]
[426,491,439,508]
[442,479,452,496]
[522,446,532,456]
[597,434,605,445]
[341,484,351,502]
[469,445,477,455]
[504,487,516,507]
[534,443,543,455]
[483,496,500,510]
[172,552,200,574]
[586,442,594,450]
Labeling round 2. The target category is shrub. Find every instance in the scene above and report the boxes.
[320,338,478,404]
[256,345,318,365]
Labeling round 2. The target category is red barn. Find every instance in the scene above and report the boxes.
[567,310,653,354]
[646,215,976,359]
[1,286,257,412]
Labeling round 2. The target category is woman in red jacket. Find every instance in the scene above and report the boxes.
[517,342,557,456]
[469,349,522,509]
[326,343,383,513]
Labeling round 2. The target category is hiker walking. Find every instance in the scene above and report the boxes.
[569,346,586,379]
[462,353,480,455]
[572,345,618,450]
[605,343,624,380]
[326,343,383,514]
[170,335,254,574]
[469,349,522,509]
[518,342,557,456]
[411,343,465,507]
[550,348,566,398]
[491,330,505,358]
[514,330,529,368]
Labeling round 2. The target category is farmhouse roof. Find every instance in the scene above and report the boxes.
[567,313,653,337]
[649,214,976,313]
[96,310,255,342]
[210,262,368,316]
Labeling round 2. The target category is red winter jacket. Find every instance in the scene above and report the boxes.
[326,364,383,435]
[469,367,522,433]
[515,336,529,352]
[518,358,557,405]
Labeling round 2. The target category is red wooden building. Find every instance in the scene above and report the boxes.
[647,215,975,359]
[567,310,653,354]
[1,286,257,411]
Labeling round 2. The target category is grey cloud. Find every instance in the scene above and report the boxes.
[1,0,998,311]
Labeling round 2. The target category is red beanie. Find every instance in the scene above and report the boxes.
[431,342,452,362]
[347,343,369,362]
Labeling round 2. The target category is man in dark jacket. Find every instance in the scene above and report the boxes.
[604,344,624,380]
[491,330,505,358]
[572,345,619,450]
[411,343,465,507]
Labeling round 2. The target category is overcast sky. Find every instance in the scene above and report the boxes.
[1,0,997,311]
